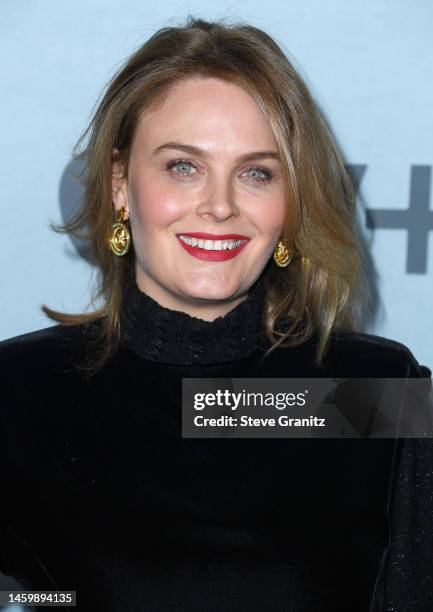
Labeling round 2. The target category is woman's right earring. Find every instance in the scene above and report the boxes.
[273,238,292,268]
[109,207,131,256]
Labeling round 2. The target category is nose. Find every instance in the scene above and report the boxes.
[196,174,240,221]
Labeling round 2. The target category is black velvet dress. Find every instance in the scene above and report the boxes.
[0,271,432,611]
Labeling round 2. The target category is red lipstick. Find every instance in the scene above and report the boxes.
[178,232,249,240]
[176,233,250,262]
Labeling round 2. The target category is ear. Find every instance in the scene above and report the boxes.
[112,148,129,218]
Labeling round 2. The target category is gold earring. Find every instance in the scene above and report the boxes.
[273,238,292,268]
[109,207,131,256]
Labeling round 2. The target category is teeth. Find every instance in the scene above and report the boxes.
[179,235,246,251]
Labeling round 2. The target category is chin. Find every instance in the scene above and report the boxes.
[179,284,240,303]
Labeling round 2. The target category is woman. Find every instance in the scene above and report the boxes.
[1,16,432,612]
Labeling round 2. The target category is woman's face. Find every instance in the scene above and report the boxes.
[112,76,286,320]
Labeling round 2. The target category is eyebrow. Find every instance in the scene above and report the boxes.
[152,141,280,162]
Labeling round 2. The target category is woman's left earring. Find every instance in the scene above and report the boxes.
[273,238,292,268]
[109,207,131,256]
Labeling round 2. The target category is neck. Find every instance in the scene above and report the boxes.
[134,272,250,322]
[119,261,269,366]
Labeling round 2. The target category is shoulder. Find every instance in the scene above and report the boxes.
[328,329,431,378]
[0,323,82,354]
[267,325,431,378]
[0,321,106,439]
[0,323,86,364]
[0,320,104,385]
[0,324,99,490]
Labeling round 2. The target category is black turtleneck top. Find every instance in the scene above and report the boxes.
[120,262,269,365]
[0,271,432,612]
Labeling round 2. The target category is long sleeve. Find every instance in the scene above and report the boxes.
[0,371,65,601]
[382,365,433,611]
[382,438,433,611]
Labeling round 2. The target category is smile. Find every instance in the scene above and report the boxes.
[176,233,250,261]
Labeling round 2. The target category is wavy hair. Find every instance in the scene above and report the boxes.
[43,16,367,377]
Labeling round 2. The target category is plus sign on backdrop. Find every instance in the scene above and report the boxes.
[0,1,432,368]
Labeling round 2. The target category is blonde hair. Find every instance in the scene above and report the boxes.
[44,16,367,377]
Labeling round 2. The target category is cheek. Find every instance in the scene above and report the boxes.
[252,193,286,235]
[128,178,186,229]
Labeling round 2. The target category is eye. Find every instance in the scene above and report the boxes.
[165,159,273,184]
[242,166,273,184]
[166,158,198,178]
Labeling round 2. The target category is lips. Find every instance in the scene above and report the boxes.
[176,233,250,262]
[176,232,250,240]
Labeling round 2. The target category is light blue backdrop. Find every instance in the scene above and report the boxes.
[1,0,432,370]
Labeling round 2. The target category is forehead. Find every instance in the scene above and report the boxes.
[134,77,277,151]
